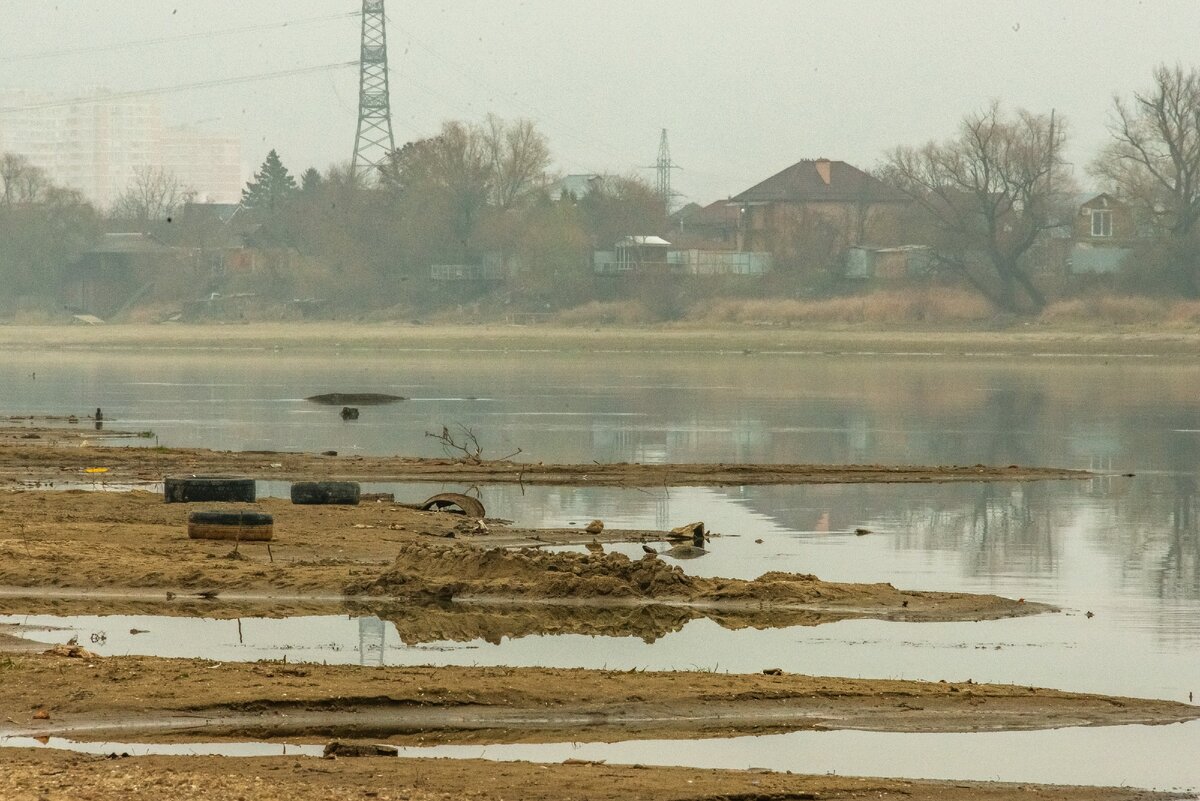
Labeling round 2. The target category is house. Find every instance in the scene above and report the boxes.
[669,200,740,249]
[730,159,910,254]
[1068,193,1138,275]
[62,233,181,318]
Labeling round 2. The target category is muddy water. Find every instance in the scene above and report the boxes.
[4,348,1200,788]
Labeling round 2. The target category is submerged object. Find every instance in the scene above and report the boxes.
[307,393,406,406]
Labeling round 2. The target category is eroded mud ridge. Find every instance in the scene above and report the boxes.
[348,540,1050,622]
[3,653,1196,747]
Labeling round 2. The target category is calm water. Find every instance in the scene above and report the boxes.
[3,346,1200,788]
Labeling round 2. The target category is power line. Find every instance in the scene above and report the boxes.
[0,11,359,65]
[0,62,359,114]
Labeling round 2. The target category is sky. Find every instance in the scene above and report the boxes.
[1,1,1197,205]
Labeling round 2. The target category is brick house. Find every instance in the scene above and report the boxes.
[729,159,911,255]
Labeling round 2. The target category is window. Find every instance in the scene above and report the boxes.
[1091,209,1113,237]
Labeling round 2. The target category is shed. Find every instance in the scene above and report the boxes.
[615,236,671,271]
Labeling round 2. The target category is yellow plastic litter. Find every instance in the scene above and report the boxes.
[83,467,109,474]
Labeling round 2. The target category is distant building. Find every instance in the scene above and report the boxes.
[546,174,601,202]
[669,201,740,249]
[730,158,910,253]
[1067,193,1139,275]
[0,88,243,208]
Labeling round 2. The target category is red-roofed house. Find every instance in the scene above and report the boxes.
[730,159,910,255]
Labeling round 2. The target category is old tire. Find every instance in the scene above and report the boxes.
[419,492,486,519]
[165,476,256,504]
[291,481,361,505]
[187,510,273,541]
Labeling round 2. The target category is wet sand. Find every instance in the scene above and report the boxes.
[0,408,1173,799]
[2,651,1195,744]
[0,489,1049,626]
[0,423,1088,487]
[2,749,1185,801]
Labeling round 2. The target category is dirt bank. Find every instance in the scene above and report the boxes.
[348,540,1048,622]
[1,749,1184,801]
[2,653,1195,745]
[0,489,1049,626]
[0,424,1089,486]
[4,320,1200,358]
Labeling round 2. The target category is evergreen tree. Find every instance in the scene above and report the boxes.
[242,150,298,212]
[300,167,322,193]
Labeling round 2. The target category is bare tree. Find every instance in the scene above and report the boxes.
[884,103,1071,313]
[1089,65,1200,295]
[111,166,191,222]
[0,153,49,205]
[1093,64,1200,238]
[484,114,551,210]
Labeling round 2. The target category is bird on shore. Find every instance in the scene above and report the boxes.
[585,539,604,555]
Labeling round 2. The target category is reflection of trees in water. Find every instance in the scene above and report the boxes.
[1095,472,1200,604]
[897,483,1060,578]
[735,482,1064,578]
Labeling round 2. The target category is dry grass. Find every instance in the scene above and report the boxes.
[1040,295,1169,325]
[693,288,993,325]
[554,300,657,325]
[1165,300,1200,325]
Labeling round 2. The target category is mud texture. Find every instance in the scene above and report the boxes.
[2,653,1196,746]
[1,749,1185,801]
[348,540,1049,622]
[0,424,1088,487]
[0,489,1049,627]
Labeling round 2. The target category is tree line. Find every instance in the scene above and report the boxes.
[6,63,1200,317]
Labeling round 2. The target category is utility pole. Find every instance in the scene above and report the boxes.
[654,128,679,212]
[351,0,396,183]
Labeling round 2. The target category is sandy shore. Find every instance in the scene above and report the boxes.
[2,749,1185,801]
[0,488,1049,627]
[2,320,1200,357]
[2,651,1196,745]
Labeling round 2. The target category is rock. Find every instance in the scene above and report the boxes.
[323,741,399,758]
[585,519,604,535]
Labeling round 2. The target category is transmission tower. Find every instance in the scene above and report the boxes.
[654,128,679,211]
[351,0,396,183]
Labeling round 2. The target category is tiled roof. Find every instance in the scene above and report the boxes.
[732,160,909,204]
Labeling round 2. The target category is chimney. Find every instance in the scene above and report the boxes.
[815,159,831,186]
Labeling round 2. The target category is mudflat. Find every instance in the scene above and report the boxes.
[2,320,1200,356]
[1,651,1196,745]
[1,749,1186,801]
[0,423,1088,487]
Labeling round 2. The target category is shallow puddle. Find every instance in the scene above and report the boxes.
[4,724,1199,794]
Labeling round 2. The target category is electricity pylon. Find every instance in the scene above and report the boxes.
[351,0,395,183]
[654,128,680,211]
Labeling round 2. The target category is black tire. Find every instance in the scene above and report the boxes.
[290,481,361,505]
[187,510,273,541]
[164,476,256,504]
[419,492,486,519]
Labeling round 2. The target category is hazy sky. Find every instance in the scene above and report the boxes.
[2,1,1198,204]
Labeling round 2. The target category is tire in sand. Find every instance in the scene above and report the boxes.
[187,510,274,541]
[291,481,361,505]
[419,492,486,519]
[164,475,255,504]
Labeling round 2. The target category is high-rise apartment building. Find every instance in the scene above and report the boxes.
[0,89,243,208]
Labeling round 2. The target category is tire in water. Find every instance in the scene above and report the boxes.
[164,476,256,504]
[290,481,361,505]
[187,510,274,541]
